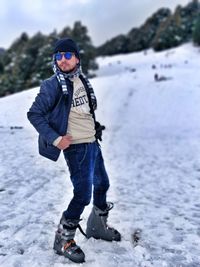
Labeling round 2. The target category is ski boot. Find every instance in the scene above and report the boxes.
[86,202,121,241]
[53,214,85,263]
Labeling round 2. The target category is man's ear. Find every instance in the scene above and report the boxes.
[76,58,80,64]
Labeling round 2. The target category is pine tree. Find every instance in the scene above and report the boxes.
[193,16,200,45]
[70,21,98,75]
[152,1,200,51]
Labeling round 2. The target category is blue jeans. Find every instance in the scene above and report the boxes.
[63,141,110,219]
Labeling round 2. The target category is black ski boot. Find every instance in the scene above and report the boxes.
[86,202,121,241]
[53,214,85,263]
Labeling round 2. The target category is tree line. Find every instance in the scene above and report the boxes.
[97,0,200,55]
[0,22,97,97]
[0,0,200,97]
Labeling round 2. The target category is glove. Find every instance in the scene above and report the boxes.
[95,121,105,142]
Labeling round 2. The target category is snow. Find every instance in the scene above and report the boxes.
[1,42,200,266]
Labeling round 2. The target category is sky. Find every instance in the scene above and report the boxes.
[0,0,192,49]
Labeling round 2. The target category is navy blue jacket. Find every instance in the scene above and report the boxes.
[27,74,96,161]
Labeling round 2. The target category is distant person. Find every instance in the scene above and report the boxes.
[154,73,160,81]
[154,73,172,82]
[27,38,121,263]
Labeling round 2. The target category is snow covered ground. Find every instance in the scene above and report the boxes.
[1,43,200,267]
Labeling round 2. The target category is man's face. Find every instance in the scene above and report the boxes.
[56,52,79,73]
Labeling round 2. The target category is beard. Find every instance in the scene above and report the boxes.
[59,63,78,74]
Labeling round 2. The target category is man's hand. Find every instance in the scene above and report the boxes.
[57,135,72,150]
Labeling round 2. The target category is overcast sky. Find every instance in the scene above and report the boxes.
[0,0,191,49]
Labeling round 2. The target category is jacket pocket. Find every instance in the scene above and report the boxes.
[38,135,60,161]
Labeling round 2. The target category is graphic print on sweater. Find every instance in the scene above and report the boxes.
[71,78,90,114]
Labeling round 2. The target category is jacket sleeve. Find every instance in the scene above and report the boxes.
[27,80,60,145]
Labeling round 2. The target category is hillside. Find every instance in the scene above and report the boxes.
[0,43,200,267]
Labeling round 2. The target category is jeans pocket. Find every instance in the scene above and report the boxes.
[64,144,88,174]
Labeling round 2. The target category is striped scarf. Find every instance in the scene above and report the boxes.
[52,56,97,111]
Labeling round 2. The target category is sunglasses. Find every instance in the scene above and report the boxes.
[55,52,74,61]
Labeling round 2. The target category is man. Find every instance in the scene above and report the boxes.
[27,38,121,263]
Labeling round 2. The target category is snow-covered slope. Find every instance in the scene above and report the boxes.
[1,43,200,267]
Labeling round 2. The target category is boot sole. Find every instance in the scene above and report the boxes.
[86,234,121,242]
[54,248,85,263]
